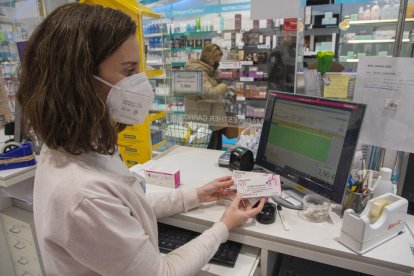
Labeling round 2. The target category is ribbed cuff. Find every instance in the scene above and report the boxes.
[181,188,200,212]
[210,221,229,244]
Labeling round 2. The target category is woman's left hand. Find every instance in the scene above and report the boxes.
[196,176,236,203]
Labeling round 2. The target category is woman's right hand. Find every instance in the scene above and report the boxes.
[220,196,266,230]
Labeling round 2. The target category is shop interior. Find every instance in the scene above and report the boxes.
[0,0,413,275]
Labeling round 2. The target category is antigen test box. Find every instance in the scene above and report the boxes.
[144,167,181,188]
[232,170,282,199]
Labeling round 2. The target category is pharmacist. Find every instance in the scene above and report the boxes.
[16,3,265,276]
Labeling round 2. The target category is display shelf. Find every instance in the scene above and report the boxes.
[349,18,414,25]
[149,75,170,80]
[171,62,186,67]
[345,39,410,44]
[240,77,268,82]
[0,166,36,188]
[147,48,170,52]
[345,59,359,63]
[237,96,267,101]
[147,62,172,66]
[171,47,203,52]
[152,139,167,150]
[144,33,169,38]
[149,111,166,122]
[170,31,216,37]
[304,51,318,56]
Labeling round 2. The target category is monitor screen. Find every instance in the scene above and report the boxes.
[256,91,366,204]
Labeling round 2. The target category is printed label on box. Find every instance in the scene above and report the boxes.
[232,170,282,198]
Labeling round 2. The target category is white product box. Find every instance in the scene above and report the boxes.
[232,170,282,199]
[144,167,181,188]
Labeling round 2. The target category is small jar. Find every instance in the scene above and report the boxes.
[300,194,331,223]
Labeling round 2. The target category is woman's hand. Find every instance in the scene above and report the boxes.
[196,176,236,203]
[221,197,266,230]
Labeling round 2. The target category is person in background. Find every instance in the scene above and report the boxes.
[185,44,235,150]
[17,4,265,275]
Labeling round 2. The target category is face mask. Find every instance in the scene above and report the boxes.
[94,73,154,125]
[213,62,220,70]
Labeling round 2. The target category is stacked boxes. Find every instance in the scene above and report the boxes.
[118,121,152,168]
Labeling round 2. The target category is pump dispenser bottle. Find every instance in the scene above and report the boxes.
[373,168,394,198]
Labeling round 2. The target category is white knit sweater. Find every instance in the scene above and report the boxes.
[33,146,229,276]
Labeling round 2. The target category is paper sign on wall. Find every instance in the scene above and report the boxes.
[354,57,414,153]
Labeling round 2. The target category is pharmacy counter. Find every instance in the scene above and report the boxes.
[133,146,414,276]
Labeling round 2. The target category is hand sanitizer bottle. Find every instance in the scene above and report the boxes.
[373,168,394,198]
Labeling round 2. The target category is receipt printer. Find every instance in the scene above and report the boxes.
[229,146,254,171]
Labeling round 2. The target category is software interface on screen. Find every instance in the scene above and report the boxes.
[264,99,351,186]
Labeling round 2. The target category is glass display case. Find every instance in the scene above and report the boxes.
[338,0,414,71]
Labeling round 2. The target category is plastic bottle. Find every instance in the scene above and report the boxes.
[358,6,365,20]
[392,1,400,19]
[363,5,371,20]
[373,168,394,198]
[382,0,392,19]
[371,1,381,20]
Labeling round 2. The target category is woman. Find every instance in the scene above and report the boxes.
[185,44,235,149]
[17,4,265,276]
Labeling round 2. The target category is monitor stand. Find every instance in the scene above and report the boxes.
[272,188,304,210]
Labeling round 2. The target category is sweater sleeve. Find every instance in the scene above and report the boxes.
[66,196,228,276]
[202,71,228,96]
[145,188,200,219]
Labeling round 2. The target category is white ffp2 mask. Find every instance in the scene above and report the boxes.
[94,73,154,125]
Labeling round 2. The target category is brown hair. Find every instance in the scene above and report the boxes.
[200,44,223,66]
[17,3,136,155]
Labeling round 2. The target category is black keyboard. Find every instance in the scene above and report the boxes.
[157,223,242,267]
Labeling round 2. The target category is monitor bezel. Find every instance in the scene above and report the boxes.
[256,91,366,204]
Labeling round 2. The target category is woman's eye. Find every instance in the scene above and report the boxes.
[125,68,136,76]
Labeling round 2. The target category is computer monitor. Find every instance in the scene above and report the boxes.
[256,91,366,207]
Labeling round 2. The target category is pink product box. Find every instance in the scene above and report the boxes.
[144,168,181,188]
[245,106,255,117]
[248,68,257,78]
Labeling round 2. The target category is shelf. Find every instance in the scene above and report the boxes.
[149,111,166,122]
[345,59,359,63]
[304,28,339,36]
[171,47,203,52]
[144,33,169,38]
[237,96,267,101]
[349,18,414,25]
[147,48,170,52]
[149,75,170,80]
[240,77,268,82]
[171,62,186,67]
[170,31,216,37]
[345,39,410,44]
[152,139,167,150]
[0,166,36,188]
[304,51,318,56]
[147,62,171,66]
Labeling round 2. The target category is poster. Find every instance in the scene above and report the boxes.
[324,75,349,99]
[354,57,414,153]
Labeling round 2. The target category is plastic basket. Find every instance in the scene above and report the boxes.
[164,113,212,149]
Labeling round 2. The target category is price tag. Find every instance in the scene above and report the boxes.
[171,70,203,94]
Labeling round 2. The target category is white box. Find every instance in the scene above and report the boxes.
[144,167,180,188]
